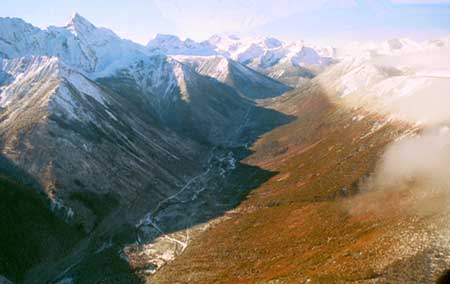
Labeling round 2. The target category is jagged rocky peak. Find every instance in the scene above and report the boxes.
[62,12,122,44]
[65,12,96,32]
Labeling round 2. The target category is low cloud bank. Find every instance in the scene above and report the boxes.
[352,127,450,217]
[373,127,450,193]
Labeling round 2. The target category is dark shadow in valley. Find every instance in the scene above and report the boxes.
[1,76,350,284]
[0,154,86,284]
[60,68,297,283]
[0,153,142,284]
[126,90,296,278]
[92,57,298,281]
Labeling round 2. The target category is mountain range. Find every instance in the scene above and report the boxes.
[1,12,450,284]
[0,13,296,284]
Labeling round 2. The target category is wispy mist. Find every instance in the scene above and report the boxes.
[373,127,450,195]
[351,127,450,217]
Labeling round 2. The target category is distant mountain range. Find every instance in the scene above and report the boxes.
[147,33,335,87]
[0,13,335,88]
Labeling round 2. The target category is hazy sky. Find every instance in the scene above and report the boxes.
[1,0,449,44]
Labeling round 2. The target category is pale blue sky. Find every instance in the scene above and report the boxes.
[1,0,450,44]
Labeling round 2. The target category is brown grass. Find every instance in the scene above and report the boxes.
[150,86,410,284]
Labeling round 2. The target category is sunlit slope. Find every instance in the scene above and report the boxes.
[151,81,450,283]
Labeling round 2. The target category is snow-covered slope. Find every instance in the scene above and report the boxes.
[0,14,292,146]
[174,55,291,99]
[316,42,450,125]
[97,54,254,144]
[0,14,148,76]
[147,34,336,87]
[335,37,441,59]
[233,38,335,87]
[147,34,216,56]
[0,54,202,207]
[210,36,335,68]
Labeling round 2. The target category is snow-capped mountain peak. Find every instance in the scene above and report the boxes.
[0,14,143,75]
[62,12,124,51]
[147,34,216,56]
[65,12,96,33]
[149,34,336,87]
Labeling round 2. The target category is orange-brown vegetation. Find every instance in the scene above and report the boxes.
[150,85,435,284]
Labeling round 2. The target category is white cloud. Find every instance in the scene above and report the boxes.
[151,0,450,41]
[152,0,328,39]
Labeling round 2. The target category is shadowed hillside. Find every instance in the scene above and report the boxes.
[0,156,85,284]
